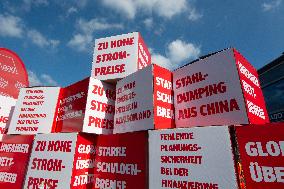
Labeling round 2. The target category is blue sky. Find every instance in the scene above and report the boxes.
[0,0,283,87]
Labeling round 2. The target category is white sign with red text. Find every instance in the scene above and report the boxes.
[149,126,238,189]
[114,64,174,134]
[174,48,268,128]
[8,87,61,134]
[24,133,77,189]
[0,95,16,134]
[83,77,116,134]
[91,32,151,81]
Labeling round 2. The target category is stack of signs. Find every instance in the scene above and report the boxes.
[173,48,269,128]
[0,48,29,98]
[56,77,115,134]
[24,132,148,189]
[234,123,284,188]
[91,32,151,81]
[8,87,61,134]
[0,95,16,134]
[0,135,34,188]
[149,126,239,189]
[114,64,175,134]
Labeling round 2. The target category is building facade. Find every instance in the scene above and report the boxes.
[258,53,284,122]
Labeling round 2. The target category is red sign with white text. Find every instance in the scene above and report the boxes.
[137,33,151,70]
[0,134,34,188]
[92,132,148,189]
[56,78,89,132]
[0,48,29,98]
[234,49,269,124]
[153,65,175,129]
[235,124,284,188]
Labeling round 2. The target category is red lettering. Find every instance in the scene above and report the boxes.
[94,64,125,76]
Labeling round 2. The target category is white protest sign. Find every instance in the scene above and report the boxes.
[174,49,248,127]
[91,32,151,81]
[8,87,61,134]
[24,133,77,189]
[149,126,238,189]
[114,65,154,133]
[83,77,116,134]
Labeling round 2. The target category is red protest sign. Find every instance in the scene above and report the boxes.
[93,131,148,189]
[71,132,148,189]
[174,48,269,128]
[235,124,284,188]
[91,32,151,81]
[234,49,269,124]
[0,134,34,188]
[114,64,174,134]
[56,78,89,132]
[0,48,29,98]
[56,77,115,134]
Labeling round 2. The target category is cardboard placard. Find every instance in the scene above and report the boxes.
[56,77,115,134]
[233,49,269,124]
[0,134,34,188]
[0,48,29,99]
[235,124,284,188]
[56,78,89,132]
[91,32,151,81]
[8,87,61,134]
[173,48,269,128]
[71,132,148,189]
[114,64,174,134]
[83,78,115,134]
[149,127,238,189]
[24,133,78,189]
[0,95,16,134]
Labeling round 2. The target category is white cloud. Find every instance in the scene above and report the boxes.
[28,70,58,86]
[77,18,124,34]
[262,0,282,11]
[0,14,24,38]
[40,74,58,86]
[101,0,137,19]
[167,39,201,64]
[152,39,201,70]
[27,29,60,48]
[188,7,203,21]
[155,0,187,19]
[101,0,202,20]
[0,13,59,48]
[76,0,89,8]
[143,18,153,29]
[67,7,78,16]
[68,18,123,52]
[152,53,172,70]
[67,33,93,52]
[22,0,49,12]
